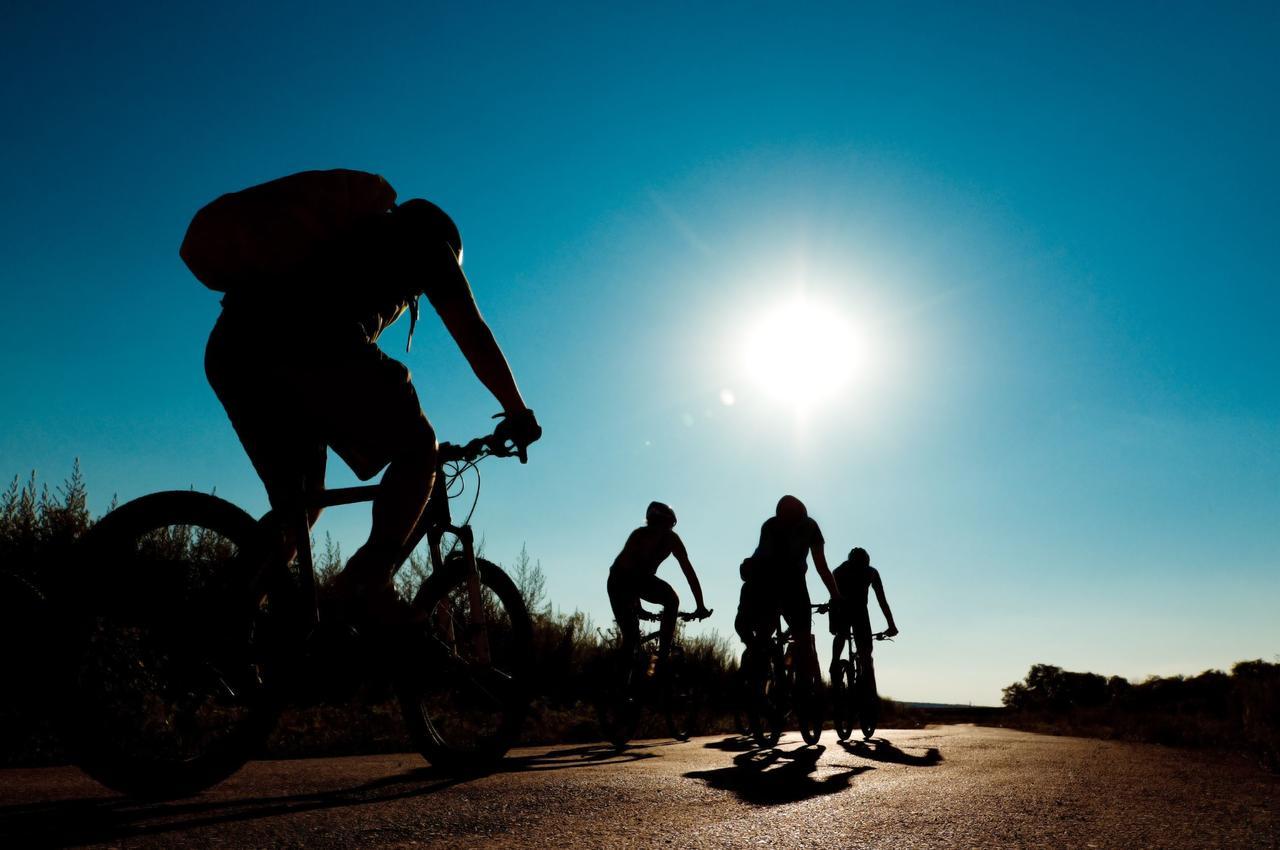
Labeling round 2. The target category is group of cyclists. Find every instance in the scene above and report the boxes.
[608,496,898,693]
[188,167,899,730]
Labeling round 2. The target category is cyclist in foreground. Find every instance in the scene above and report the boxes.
[828,547,899,680]
[187,169,541,627]
[607,501,712,669]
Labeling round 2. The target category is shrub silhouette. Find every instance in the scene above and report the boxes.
[1003,660,1280,770]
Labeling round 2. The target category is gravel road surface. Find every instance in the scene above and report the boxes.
[1,725,1276,848]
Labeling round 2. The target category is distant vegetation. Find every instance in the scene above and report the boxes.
[1001,662,1280,771]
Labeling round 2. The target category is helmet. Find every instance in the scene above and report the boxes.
[646,501,677,527]
[848,546,870,567]
[775,495,807,523]
[394,198,463,265]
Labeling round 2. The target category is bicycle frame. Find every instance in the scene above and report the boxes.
[261,437,502,663]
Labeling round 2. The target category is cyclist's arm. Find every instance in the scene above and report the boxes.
[811,541,843,601]
[872,569,898,633]
[425,246,528,415]
[669,532,709,613]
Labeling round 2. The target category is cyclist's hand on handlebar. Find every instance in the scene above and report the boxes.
[493,408,542,462]
[692,605,712,620]
[884,625,899,638]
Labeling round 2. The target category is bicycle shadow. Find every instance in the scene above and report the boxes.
[840,738,943,766]
[684,744,873,806]
[0,744,655,849]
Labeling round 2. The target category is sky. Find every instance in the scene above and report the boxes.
[1,1,1277,705]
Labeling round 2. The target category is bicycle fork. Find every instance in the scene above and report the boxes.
[428,525,492,666]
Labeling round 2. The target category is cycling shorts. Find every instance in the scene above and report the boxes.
[205,310,431,509]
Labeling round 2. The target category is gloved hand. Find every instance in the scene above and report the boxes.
[495,408,542,456]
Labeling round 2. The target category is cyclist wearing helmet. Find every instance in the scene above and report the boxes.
[607,501,711,663]
[829,547,898,674]
[737,495,841,655]
[197,171,541,623]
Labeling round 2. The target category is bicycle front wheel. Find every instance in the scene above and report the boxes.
[63,491,277,799]
[399,554,533,773]
[744,647,784,749]
[858,657,880,739]
[831,658,854,741]
[795,668,824,745]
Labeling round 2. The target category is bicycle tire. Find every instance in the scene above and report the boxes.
[744,647,783,749]
[63,491,277,799]
[795,667,824,745]
[831,658,854,741]
[858,656,880,739]
[399,554,533,773]
[663,645,704,741]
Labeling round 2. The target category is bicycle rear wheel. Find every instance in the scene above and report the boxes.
[399,554,533,773]
[831,658,855,741]
[663,645,705,741]
[63,492,278,799]
[596,655,643,749]
[744,646,784,749]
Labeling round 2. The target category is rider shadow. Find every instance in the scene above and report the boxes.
[685,745,873,806]
[840,738,943,767]
[702,735,759,753]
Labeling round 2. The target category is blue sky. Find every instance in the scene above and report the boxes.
[2,2,1277,704]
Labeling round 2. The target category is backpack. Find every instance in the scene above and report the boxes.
[179,169,397,292]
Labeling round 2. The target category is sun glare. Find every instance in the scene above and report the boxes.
[741,296,863,412]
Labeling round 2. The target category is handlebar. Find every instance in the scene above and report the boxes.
[437,430,524,465]
[637,609,713,622]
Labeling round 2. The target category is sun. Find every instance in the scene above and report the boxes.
[741,296,864,412]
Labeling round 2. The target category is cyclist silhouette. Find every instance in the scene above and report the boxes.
[192,170,541,623]
[735,495,842,664]
[607,502,711,664]
[828,547,898,675]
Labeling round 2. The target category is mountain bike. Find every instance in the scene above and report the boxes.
[822,602,894,740]
[742,604,825,749]
[596,607,711,748]
[61,426,535,799]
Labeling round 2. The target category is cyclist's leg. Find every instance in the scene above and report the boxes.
[852,612,874,677]
[319,344,437,599]
[828,601,848,677]
[607,571,641,660]
[637,576,679,660]
[206,317,326,559]
[773,581,814,640]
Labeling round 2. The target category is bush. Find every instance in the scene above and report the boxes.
[1001,660,1280,770]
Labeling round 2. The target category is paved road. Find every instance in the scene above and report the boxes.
[1,726,1276,848]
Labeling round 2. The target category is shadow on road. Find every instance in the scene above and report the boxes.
[840,738,943,767]
[685,744,873,805]
[702,735,759,752]
[0,744,655,848]
[0,767,458,849]
[502,742,658,771]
